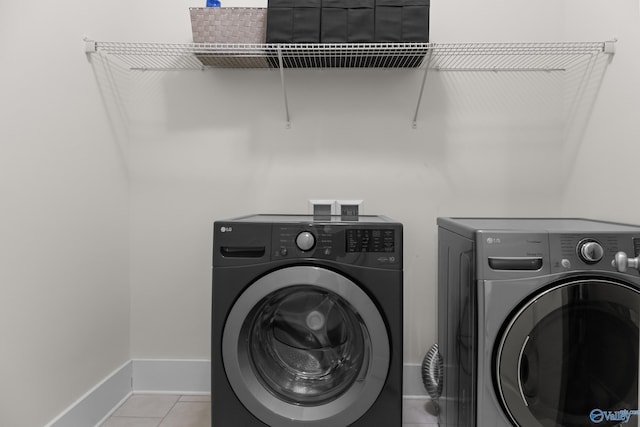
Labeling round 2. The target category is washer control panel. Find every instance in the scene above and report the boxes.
[214,216,402,269]
[273,224,400,267]
[346,229,396,253]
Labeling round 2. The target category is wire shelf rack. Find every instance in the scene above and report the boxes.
[84,39,614,128]
[428,42,611,71]
[85,40,612,71]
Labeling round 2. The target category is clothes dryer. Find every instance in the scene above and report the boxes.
[437,218,640,427]
[212,214,403,427]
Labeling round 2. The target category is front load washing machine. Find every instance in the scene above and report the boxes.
[212,214,403,427]
[437,218,640,427]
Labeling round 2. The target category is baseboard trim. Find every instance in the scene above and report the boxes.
[403,363,427,398]
[46,359,425,426]
[132,359,210,394]
[44,360,132,427]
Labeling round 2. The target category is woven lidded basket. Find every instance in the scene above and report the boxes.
[190,7,267,44]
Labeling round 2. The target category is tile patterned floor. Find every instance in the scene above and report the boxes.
[102,395,210,427]
[101,394,438,427]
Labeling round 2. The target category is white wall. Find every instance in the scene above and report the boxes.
[3,0,640,424]
[561,0,640,221]
[0,2,130,427]
[123,0,571,365]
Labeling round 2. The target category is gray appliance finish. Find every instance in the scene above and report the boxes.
[212,214,403,427]
[437,218,640,427]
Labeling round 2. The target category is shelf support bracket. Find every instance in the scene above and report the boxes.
[604,39,617,55]
[412,49,433,129]
[83,37,97,54]
[277,47,291,129]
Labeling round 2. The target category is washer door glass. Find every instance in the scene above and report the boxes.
[250,285,367,405]
[495,278,640,427]
[222,266,390,427]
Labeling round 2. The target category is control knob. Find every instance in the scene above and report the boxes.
[612,251,640,273]
[577,240,604,264]
[296,231,316,252]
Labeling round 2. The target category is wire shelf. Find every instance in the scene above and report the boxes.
[84,39,614,128]
[85,41,611,71]
[428,42,609,71]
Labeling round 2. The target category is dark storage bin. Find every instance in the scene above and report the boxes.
[321,0,375,43]
[374,0,429,67]
[320,0,375,67]
[266,0,322,43]
[266,7,293,43]
[375,0,430,43]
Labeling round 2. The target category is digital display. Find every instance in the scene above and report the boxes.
[346,229,395,253]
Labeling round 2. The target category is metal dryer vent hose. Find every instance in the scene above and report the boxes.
[422,343,443,400]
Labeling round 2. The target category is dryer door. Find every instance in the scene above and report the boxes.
[495,278,640,427]
[222,266,390,427]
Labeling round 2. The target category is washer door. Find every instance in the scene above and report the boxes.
[495,278,640,427]
[222,266,390,427]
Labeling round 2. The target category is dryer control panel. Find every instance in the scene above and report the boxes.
[549,233,640,274]
[476,230,640,280]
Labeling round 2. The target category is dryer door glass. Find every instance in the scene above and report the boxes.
[495,278,640,427]
[222,266,390,427]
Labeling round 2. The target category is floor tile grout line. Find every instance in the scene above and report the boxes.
[158,394,182,425]
[107,415,162,420]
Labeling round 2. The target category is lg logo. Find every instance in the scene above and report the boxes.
[220,226,233,233]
